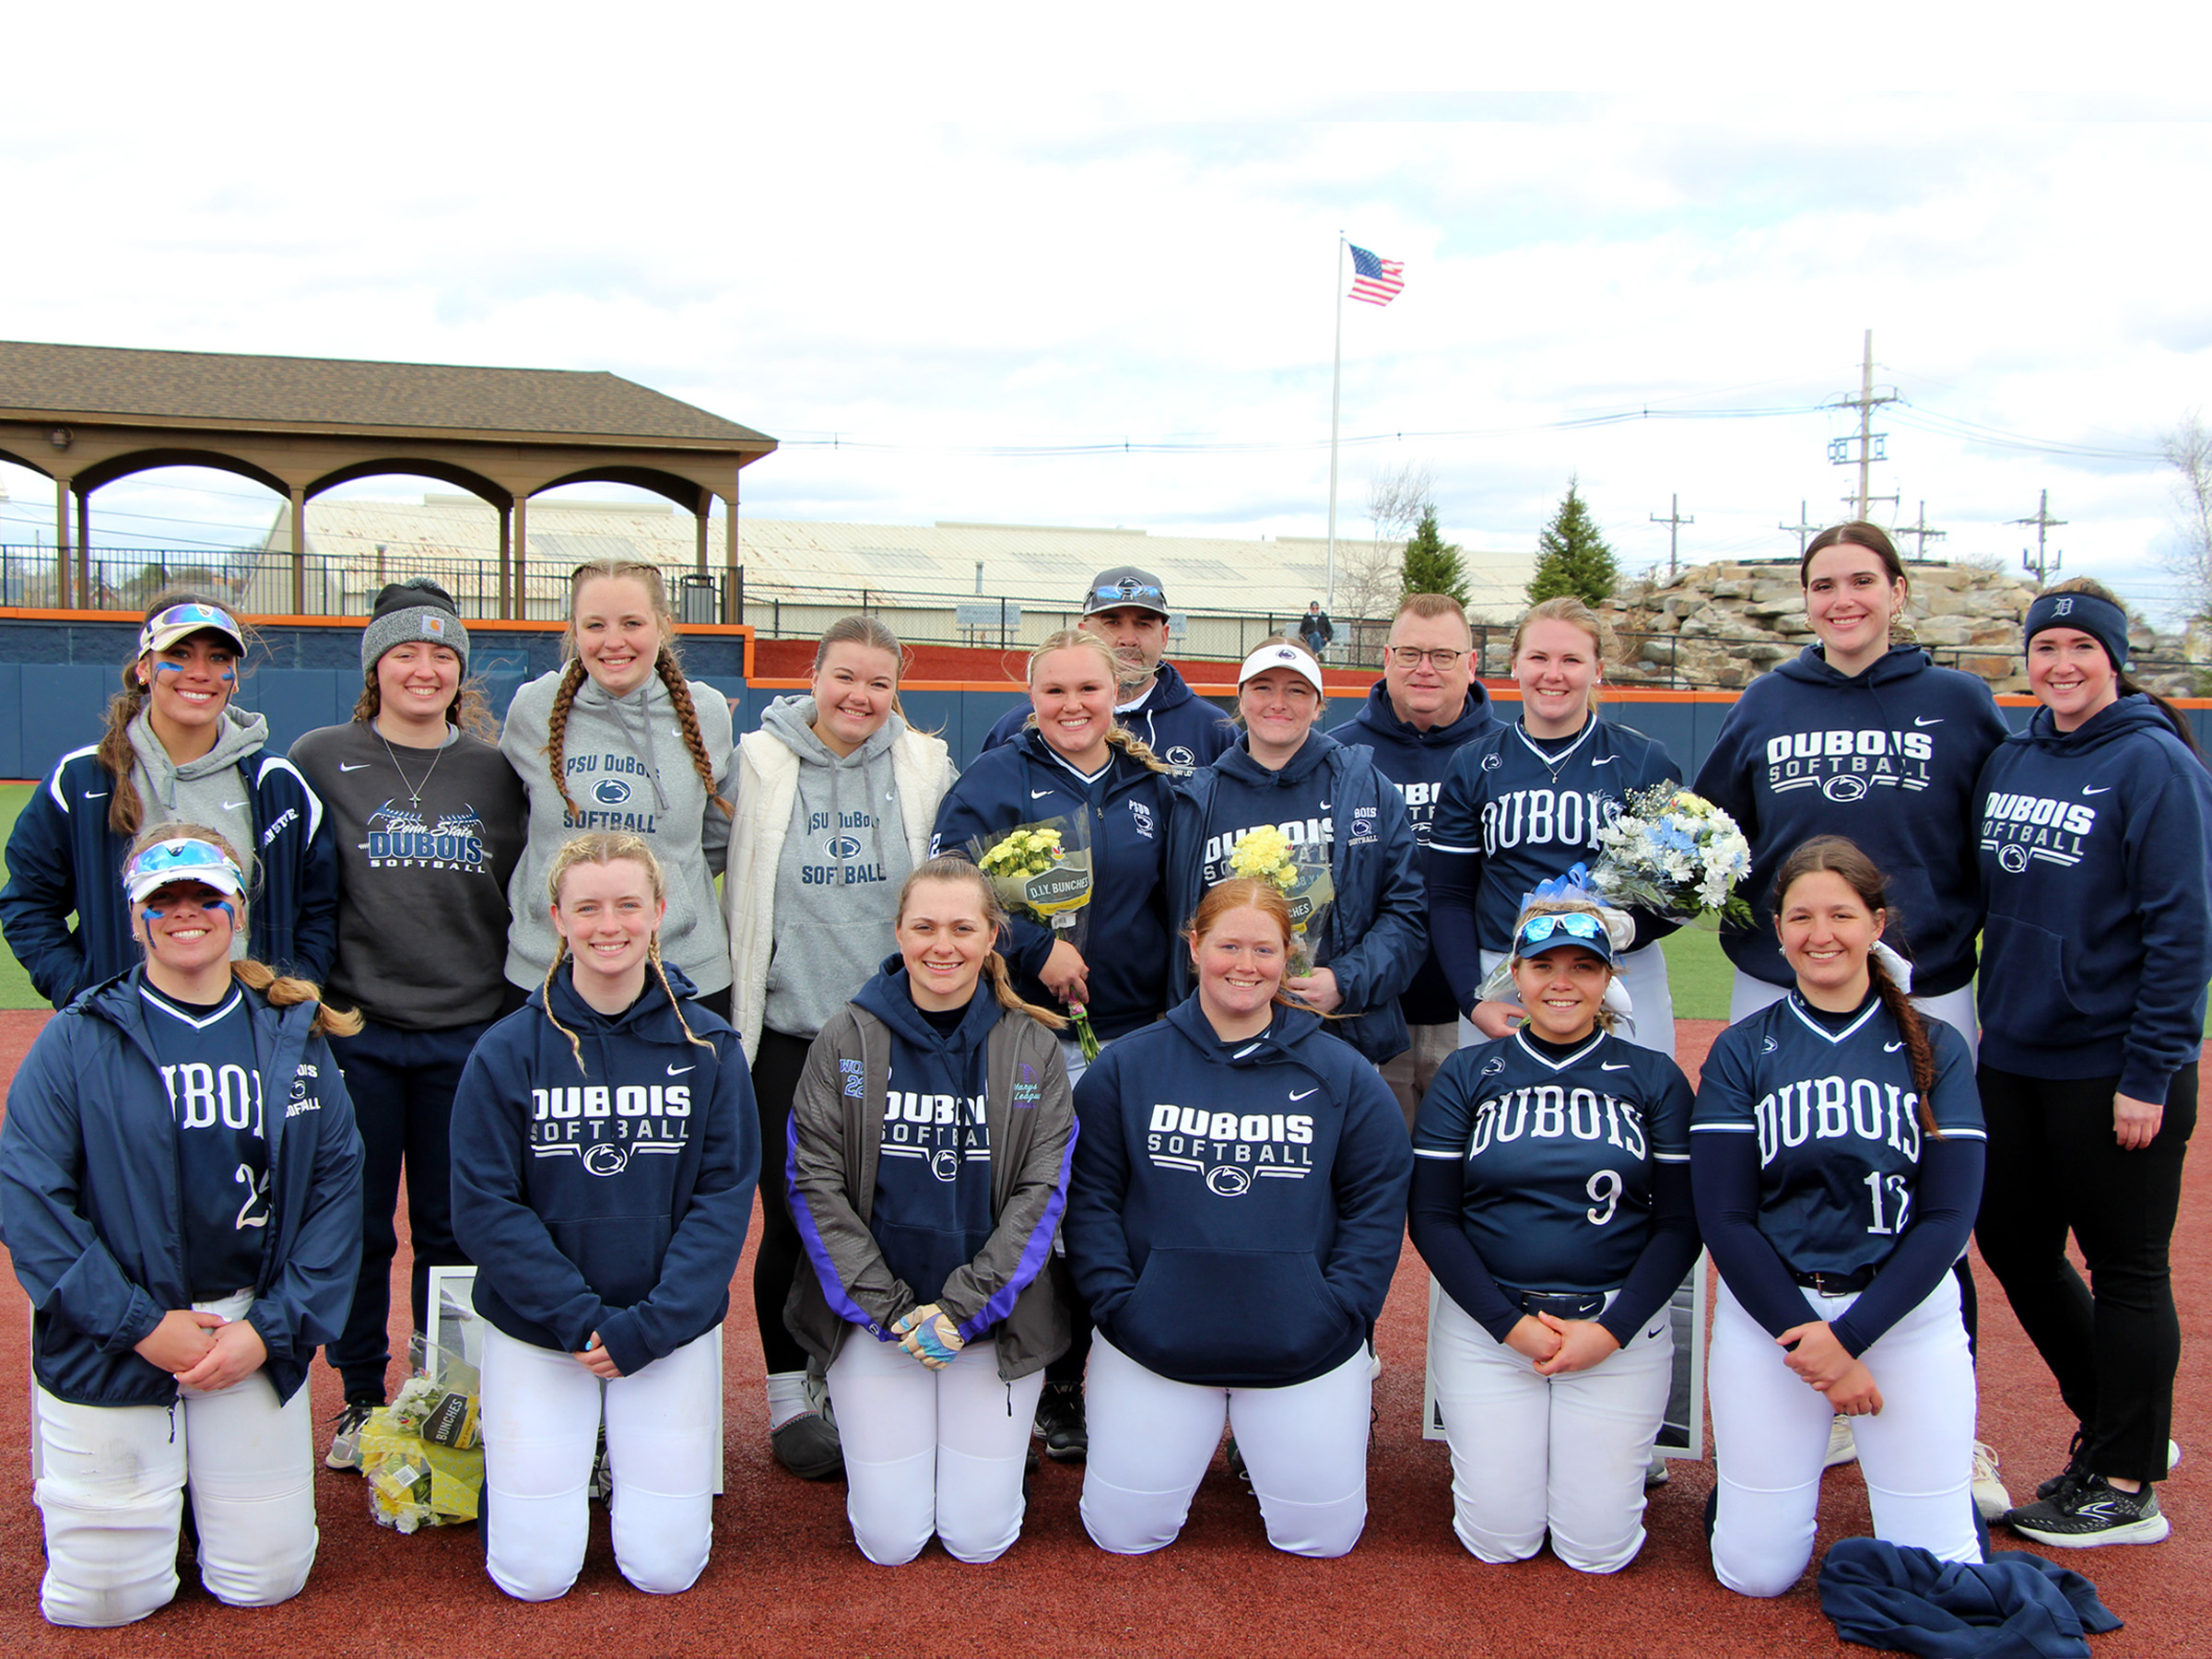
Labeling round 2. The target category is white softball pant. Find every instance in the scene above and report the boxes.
[1080,1332,1371,1559]
[479,1323,720,1600]
[1728,971,1979,1064]
[1708,1273,1979,1597]
[826,1333,1044,1565]
[1471,943,1676,1060]
[32,1291,316,1629]
[1428,1290,1674,1572]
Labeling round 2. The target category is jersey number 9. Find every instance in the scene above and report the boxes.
[1586,1170,1623,1226]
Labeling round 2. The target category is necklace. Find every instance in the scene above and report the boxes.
[377,726,445,806]
[1515,718,1594,786]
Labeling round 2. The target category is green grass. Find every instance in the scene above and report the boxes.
[1659,924,1733,1021]
[0,783,40,1009]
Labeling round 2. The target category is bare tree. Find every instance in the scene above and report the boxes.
[1335,462,1434,666]
[2161,411,2212,623]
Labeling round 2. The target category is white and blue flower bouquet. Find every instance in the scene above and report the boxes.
[1590,783,1754,927]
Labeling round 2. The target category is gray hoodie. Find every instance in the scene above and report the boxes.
[127,706,268,907]
[500,667,735,994]
[758,695,916,1040]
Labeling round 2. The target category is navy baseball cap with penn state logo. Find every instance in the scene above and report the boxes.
[1083,566,1171,619]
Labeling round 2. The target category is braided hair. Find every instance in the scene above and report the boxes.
[544,562,733,818]
[538,830,716,1076]
[1019,629,1171,774]
[1772,835,1942,1142]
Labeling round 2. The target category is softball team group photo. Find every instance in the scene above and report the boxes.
[0,529,2204,1637]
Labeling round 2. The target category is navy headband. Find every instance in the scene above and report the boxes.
[2023,590,2132,673]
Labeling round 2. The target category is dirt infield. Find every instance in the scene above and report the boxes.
[0,1011,2201,1656]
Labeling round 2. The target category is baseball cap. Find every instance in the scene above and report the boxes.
[124,837,246,903]
[1236,641,1324,695]
[139,601,246,659]
[1082,566,1170,618]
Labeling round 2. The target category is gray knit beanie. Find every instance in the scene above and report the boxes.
[361,578,469,675]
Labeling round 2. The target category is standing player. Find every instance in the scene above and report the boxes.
[1691,836,1986,1597]
[1430,596,1681,1056]
[1343,594,1496,1123]
[1412,895,1698,1571]
[452,833,757,1601]
[1066,878,1411,1559]
[289,577,527,1465]
[783,859,1076,1565]
[1972,580,2211,1546]
[0,826,364,1628]
[976,567,1234,771]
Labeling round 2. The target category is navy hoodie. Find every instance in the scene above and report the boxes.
[979,660,1236,773]
[850,963,999,1304]
[1694,643,2008,995]
[1342,679,1497,1025]
[1973,695,2212,1102]
[928,730,1172,1038]
[450,964,759,1379]
[1065,998,1412,1388]
[1164,728,1430,1063]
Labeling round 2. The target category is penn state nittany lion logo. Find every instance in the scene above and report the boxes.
[1206,1166,1253,1197]
[1165,746,1195,769]
[1481,751,1504,771]
[930,1148,960,1182]
[1999,843,2030,873]
[1822,775,1870,804]
[582,1143,630,1177]
[828,835,863,859]
[1478,1054,1507,1082]
[594,778,632,806]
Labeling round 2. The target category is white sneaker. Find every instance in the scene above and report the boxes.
[1972,1441,2013,1521]
[1645,1451,1671,1488]
[2170,1439,2183,1477]
[1825,1415,1858,1468]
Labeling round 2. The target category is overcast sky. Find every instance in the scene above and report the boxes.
[6,12,2211,617]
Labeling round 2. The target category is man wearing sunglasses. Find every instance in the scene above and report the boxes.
[1344,594,1496,1125]
[979,566,1234,773]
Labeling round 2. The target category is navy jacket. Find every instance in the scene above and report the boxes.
[0,970,364,1407]
[0,744,339,1008]
[979,660,1236,773]
[1693,643,2008,996]
[1973,695,2212,1103]
[1818,1539,2123,1659]
[1065,998,1411,1387]
[1341,679,1496,1025]
[1164,729,1428,1062]
[450,965,759,1379]
[928,730,1174,1039]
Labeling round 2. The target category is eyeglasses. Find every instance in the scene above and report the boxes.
[1387,646,1465,669]
[1517,912,1604,947]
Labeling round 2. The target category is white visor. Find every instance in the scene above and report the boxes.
[1236,643,1324,694]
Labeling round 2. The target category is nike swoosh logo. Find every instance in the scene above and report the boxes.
[1884,1041,1903,1053]
[1592,755,1617,766]
[1601,1062,1631,1072]
[1914,716,1944,727]
[338,761,370,771]
[667,1065,695,1076]
[1289,1088,1319,1100]
[82,791,108,800]
[1646,1324,1666,1340]
[2084,785,2112,795]
[1030,789,1054,799]
[1319,799,1333,809]
[221,800,248,810]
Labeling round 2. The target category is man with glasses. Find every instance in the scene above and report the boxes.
[979,566,1234,772]
[1344,594,1494,1124]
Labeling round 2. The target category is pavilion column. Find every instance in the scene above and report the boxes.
[695,487,711,575]
[513,495,528,620]
[53,477,73,608]
[724,472,741,623]
[75,489,90,609]
[288,486,307,614]
[498,505,512,619]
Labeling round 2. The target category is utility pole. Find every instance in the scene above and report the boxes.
[1780,500,1821,555]
[1650,494,1693,582]
[1898,500,1948,560]
[2012,489,2067,587]
[1829,328,1900,521]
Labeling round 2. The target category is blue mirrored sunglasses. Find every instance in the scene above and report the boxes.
[1091,584,1164,601]
[1517,912,1605,947]
[126,839,241,887]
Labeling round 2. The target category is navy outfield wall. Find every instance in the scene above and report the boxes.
[1,617,2206,783]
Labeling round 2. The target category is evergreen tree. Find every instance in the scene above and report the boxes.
[1398,505,1470,606]
[1527,477,1618,606]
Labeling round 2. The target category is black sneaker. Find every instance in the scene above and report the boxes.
[2035,1428,2089,1502]
[324,1397,379,1472]
[2005,1475,2170,1547]
[1034,1380,1087,1463]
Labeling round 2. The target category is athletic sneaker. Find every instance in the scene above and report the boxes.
[1971,1441,2012,1521]
[2004,1475,2170,1547]
[1034,1379,1088,1463]
[324,1397,378,1472]
[1645,1451,1671,1488]
[2034,1433,2182,1501]
[771,1374,843,1480]
[1825,1415,1858,1468]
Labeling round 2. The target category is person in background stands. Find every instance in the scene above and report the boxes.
[978,566,1234,772]
[1300,600,1335,663]
[289,579,527,1467]
[1342,594,1496,1124]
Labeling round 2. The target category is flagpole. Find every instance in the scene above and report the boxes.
[1324,231,1344,615]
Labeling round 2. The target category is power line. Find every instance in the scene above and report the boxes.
[1829,329,1899,521]
[1650,493,1694,582]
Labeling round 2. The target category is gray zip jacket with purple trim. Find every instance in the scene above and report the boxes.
[784,992,1077,1380]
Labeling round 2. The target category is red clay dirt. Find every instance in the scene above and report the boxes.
[0,1010,2200,1656]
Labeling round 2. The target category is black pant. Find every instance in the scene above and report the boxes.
[325,1017,490,1402]
[1975,1061,2198,1484]
[750,1028,814,1375]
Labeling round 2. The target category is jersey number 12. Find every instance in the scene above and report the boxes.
[1863,1170,1911,1235]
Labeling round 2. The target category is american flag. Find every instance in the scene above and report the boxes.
[1348,244,1405,306]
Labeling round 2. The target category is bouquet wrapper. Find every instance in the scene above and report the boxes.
[1280,855,1335,980]
[969,812,1095,954]
[359,1325,486,1533]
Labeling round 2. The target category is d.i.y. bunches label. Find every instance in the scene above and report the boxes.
[562,752,661,833]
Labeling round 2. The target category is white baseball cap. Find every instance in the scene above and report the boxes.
[1236,642,1324,695]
